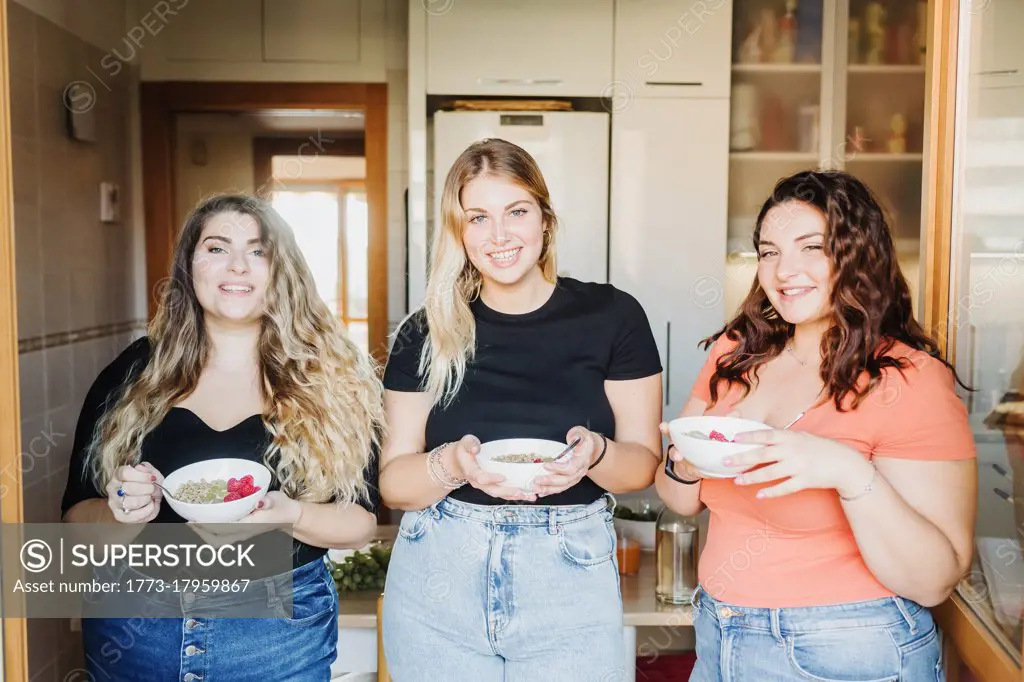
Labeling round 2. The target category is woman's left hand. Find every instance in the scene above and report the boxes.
[532,427,599,497]
[188,492,302,545]
[725,429,874,499]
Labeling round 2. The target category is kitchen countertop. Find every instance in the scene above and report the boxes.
[337,525,693,629]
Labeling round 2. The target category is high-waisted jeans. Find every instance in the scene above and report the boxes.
[381,495,626,682]
[80,557,338,682]
[691,584,945,682]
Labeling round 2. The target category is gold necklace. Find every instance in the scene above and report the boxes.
[786,343,809,366]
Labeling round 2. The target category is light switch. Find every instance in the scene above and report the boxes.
[100,182,120,223]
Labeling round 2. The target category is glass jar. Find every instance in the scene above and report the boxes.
[655,507,700,605]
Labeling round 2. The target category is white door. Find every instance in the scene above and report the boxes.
[433,111,611,284]
[609,98,731,419]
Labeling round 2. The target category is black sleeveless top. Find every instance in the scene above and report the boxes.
[61,337,379,569]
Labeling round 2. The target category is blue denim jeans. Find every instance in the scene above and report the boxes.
[691,585,945,682]
[382,495,626,681]
[80,558,338,681]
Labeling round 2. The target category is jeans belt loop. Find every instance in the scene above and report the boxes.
[548,508,558,535]
[770,608,783,643]
[892,596,917,633]
[265,575,278,609]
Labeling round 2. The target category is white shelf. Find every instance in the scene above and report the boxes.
[848,64,926,74]
[847,153,924,163]
[729,152,818,162]
[732,63,822,74]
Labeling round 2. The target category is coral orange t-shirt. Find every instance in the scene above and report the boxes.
[691,335,976,608]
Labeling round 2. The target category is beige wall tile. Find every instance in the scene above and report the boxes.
[44,343,73,411]
[18,351,46,419]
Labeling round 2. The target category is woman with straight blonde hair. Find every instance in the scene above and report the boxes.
[61,194,384,681]
[379,138,664,681]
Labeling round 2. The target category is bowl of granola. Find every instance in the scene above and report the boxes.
[667,416,771,478]
[162,458,271,523]
[476,438,569,492]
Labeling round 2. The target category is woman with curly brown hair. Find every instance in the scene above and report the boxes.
[656,170,977,681]
[61,194,385,681]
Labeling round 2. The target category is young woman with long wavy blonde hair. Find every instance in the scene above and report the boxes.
[378,138,664,681]
[61,194,385,681]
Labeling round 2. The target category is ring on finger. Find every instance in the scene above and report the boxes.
[121,496,129,514]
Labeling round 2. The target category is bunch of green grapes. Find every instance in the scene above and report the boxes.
[331,543,391,593]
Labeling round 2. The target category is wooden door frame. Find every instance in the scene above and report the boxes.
[140,82,389,363]
[0,3,29,681]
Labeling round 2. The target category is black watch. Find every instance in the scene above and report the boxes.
[663,445,700,485]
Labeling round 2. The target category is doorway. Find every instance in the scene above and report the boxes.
[140,83,389,362]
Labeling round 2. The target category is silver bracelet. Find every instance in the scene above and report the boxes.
[839,464,877,502]
[427,442,466,490]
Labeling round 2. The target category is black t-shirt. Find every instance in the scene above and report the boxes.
[383,277,662,506]
[60,337,380,569]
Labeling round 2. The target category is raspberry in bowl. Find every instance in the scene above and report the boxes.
[667,416,772,479]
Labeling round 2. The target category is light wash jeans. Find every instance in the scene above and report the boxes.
[381,495,626,681]
[691,584,945,682]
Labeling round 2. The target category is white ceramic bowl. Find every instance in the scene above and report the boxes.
[162,458,272,523]
[668,416,772,478]
[476,438,569,492]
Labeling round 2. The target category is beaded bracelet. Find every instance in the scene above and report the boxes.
[426,442,466,490]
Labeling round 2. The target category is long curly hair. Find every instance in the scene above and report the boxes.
[87,194,385,504]
[702,170,966,412]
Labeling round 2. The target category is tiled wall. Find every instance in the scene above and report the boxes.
[8,2,141,680]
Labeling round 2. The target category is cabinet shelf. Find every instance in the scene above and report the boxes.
[847,153,924,162]
[848,64,926,75]
[732,63,822,74]
[730,152,819,162]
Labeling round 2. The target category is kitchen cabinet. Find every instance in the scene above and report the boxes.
[425,0,614,96]
[609,98,730,420]
[725,0,930,318]
[138,0,386,82]
[969,0,1024,88]
[613,0,735,99]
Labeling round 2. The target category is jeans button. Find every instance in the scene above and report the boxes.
[184,619,199,631]
[185,645,203,656]
[183,674,202,681]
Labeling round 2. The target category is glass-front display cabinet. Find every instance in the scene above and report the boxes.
[943,0,1024,678]
[725,0,930,317]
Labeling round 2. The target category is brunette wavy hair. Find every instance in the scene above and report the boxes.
[702,170,966,411]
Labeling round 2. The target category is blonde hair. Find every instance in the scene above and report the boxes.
[88,194,385,505]
[416,138,558,407]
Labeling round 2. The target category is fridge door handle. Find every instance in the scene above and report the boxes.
[645,81,703,87]
[477,77,564,86]
[665,321,671,406]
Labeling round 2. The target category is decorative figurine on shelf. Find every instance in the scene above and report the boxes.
[850,125,871,155]
[758,8,779,63]
[775,0,798,63]
[864,1,887,65]
[888,114,907,154]
[730,83,760,151]
[738,22,762,63]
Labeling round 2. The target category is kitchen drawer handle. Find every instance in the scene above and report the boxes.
[477,78,563,86]
[665,321,671,406]
[978,69,1019,76]
[645,81,703,87]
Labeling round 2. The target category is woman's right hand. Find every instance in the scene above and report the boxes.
[106,462,163,523]
[449,435,538,502]
[659,422,704,483]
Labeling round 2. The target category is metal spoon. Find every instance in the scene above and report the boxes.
[151,481,180,502]
[551,436,583,464]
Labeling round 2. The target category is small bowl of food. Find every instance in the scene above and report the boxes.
[162,458,272,523]
[667,416,772,478]
[476,438,569,492]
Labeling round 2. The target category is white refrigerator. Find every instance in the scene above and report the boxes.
[432,110,610,285]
